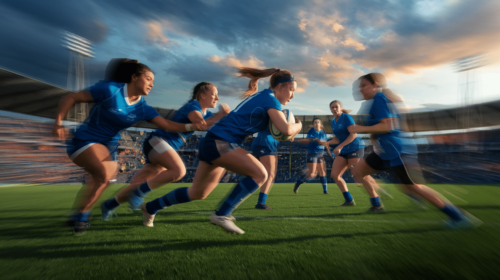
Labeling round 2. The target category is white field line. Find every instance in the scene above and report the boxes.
[0,184,43,188]
[442,190,469,204]
[447,185,469,194]
[233,216,442,225]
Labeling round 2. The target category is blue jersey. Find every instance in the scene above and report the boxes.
[73,81,159,145]
[331,113,365,154]
[251,127,279,152]
[367,92,402,160]
[209,89,282,145]
[306,128,328,154]
[152,100,213,150]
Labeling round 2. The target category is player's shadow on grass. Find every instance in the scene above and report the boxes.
[462,205,500,210]
[0,228,445,260]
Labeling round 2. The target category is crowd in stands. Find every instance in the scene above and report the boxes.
[4,115,500,186]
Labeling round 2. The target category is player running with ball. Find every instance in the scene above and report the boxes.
[139,67,302,234]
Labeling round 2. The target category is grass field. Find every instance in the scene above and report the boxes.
[1,182,500,280]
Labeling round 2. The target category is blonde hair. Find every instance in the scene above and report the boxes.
[238,67,294,98]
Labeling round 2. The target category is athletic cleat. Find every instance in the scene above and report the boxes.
[210,213,245,234]
[100,203,117,221]
[323,191,330,195]
[255,203,272,210]
[340,200,356,207]
[293,182,301,194]
[73,221,90,236]
[141,203,155,227]
[128,191,144,211]
[367,205,385,213]
[445,211,483,230]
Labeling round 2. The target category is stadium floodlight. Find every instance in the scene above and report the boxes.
[453,53,485,73]
[62,31,94,58]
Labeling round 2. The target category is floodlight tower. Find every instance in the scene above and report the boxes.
[454,54,484,131]
[62,31,94,123]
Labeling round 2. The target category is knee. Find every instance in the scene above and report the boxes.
[253,169,268,186]
[173,166,187,182]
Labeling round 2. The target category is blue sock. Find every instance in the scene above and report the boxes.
[258,192,268,205]
[216,177,259,216]
[320,176,327,192]
[146,187,191,215]
[76,211,91,222]
[103,197,120,210]
[133,182,152,198]
[342,191,353,202]
[440,204,463,222]
[370,196,381,206]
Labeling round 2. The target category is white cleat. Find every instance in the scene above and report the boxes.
[141,203,155,227]
[210,213,245,234]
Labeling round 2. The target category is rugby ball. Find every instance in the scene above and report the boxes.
[270,109,295,141]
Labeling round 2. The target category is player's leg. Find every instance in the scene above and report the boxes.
[294,161,317,194]
[141,160,224,227]
[352,155,384,212]
[318,160,329,194]
[71,144,117,234]
[392,160,480,228]
[101,147,183,219]
[331,156,354,205]
[255,154,277,209]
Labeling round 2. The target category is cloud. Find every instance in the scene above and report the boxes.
[145,21,174,46]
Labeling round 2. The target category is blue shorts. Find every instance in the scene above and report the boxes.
[66,138,118,161]
[252,145,278,158]
[307,151,325,163]
[338,148,364,159]
[143,135,175,164]
[198,132,241,164]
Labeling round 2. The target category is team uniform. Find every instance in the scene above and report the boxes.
[68,81,159,224]
[142,89,282,223]
[251,128,279,208]
[331,113,365,159]
[145,100,213,162]
[330,113,365,205]
[306,128,328,163]
[363,92,476,227]
[68,81,159,161]
[294,128,329,193]
[101,100,213,214]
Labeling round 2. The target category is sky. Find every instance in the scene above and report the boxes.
[1,0,499,116]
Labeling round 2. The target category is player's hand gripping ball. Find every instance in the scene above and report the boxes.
[270,109,295,141]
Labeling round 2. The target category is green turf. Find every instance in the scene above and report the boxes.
[1,183,500,280]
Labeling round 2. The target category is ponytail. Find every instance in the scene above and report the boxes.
[238,67,294,99]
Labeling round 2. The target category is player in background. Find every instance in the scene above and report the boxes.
[100,82,230,220]
[318,100,365,206]
[250,127,280,210]
[350,73,480,228]
[52,59,205,235]
[293,118,329,194]
[140,67,302,234]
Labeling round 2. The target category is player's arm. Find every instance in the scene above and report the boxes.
[348,118,394,134]
[333,128,358,156]
[268,108,302,136]
[187,103,230,128]
[53,91,94,140]
[149,116,207,133]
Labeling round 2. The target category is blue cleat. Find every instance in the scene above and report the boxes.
[101,203,117,221]
[255,203,273,210]
[445,211,482,230]
[293,181,301,194]
[128,191,144,211]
